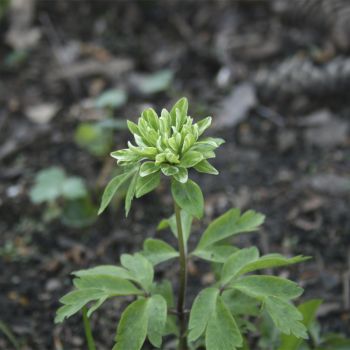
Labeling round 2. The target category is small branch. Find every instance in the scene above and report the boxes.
[82,307,96,350]
[174,202,188,350]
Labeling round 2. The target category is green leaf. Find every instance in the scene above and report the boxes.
[135,70,173,95]
[62,196,97,228]
[205,296,243,350]
[239,254,310,275]
[30,167,66,204]
[73,265,131,280]
[171,179,204,219]
[221,247,259,284]
[196,209,265,249]
[98,170,135,214]
[194,159,219,175]
[180,151,203,168]
[192,244,237,263]
[61,177,87,199]
[197,116,212,136]
[125,170,139,217]
[188,287,219,342]
[279,299,322,350]
[139,162,160,177]
[113,298,148,350]
[135,171,160,198]
[73,275,141,295]
[170,97,188,124]
[222,290,260,316]
[173,166,188,183]
[95,88,127,109]
[127,120,140,135]
[120,253,154,291]
[142,238,178,265]
[151,280,175,307]
[147,295,167,347]
[160,164,179,176]
[233,275,303,300]
[265,296,308,339]
[75,123,113,157]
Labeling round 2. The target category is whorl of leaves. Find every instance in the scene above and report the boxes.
[273,0,350,50]
[254,56,350,102]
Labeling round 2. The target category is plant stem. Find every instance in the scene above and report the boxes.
[174,202,188,350]
[82,306,96,350]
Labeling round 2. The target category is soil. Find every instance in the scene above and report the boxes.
[0,1,349,349]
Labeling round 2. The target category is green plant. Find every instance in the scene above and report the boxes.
[56,98,310,350]
[29,167,96,228]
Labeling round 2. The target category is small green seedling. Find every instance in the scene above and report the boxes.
[30,167,96,228]
[56,98,310,350]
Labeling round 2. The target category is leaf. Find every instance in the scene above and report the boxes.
[221,247,259,284]
[170,97,188,124]
[75,123,113,157]
[73,265,131,280]
[113,298,149,350]
[239,254,310,275]
[135,171,160,198]
[265,296,308,339]
[151,280,175,307]
[205,296,243,350]
[139,162,160,177]
[120,253,154,291]
[171,179,204,219]
[222,290,260,316]
[197,116,212,136]
[173,166,188,183]
[125,170,138,217]
[142,238,178,265]
[278,299,322,350]
[194,159,219,175]
[147,295,167,347]
[188,287,219,342]
[192,244,238,263]
[135,70,173,95]
[95,88,127,109]
[98,170,135,214]
[196,208,265,249]
[30,167,66,204]
[73,275,141,296]
[233,275,303,300]
[62,196,97,228]
[61,176,87,199]
[160,164,179,176]
[180,151,203,168]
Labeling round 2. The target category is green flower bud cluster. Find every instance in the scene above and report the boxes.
[111,97,224,183]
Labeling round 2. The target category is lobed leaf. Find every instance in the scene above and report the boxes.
[221,247,259,284]
[265,296,308,339]
[188,287,219,342]
[205,296,243,350]
[278,299,322,350]
[113,298,149,350]
[233,275,303,301]
[171,179,204,219]
[239,254,310,275]
[142,238,178,265]
[196,208,265,249]
[147,295,167,347]
[192,244,238,263]
[120,253,154,292]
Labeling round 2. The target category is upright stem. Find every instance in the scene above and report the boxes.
[82,306,96,350]
[174,202,188,350]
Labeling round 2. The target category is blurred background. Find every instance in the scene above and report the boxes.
[0,0,349,349]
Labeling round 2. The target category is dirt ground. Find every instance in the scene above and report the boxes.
[0,1,349,349]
